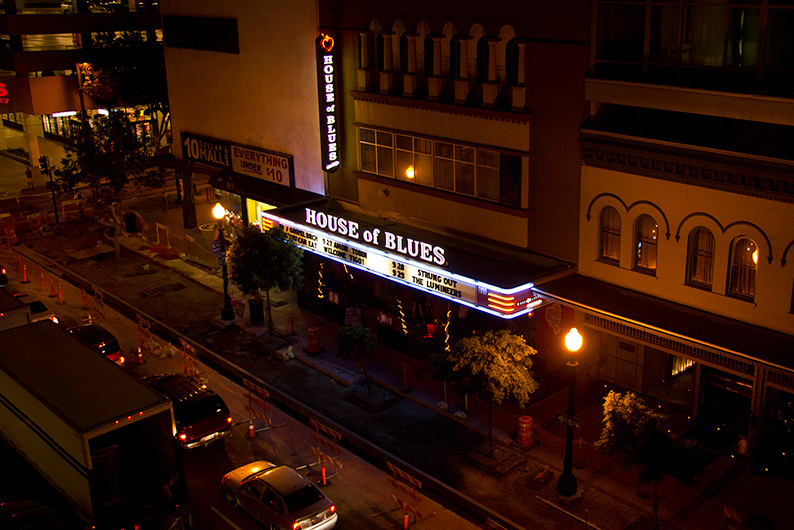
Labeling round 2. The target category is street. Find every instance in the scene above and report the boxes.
[1,246,479,530]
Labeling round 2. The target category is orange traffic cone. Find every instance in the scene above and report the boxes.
[246,419,256,439]
[136,346,144,365]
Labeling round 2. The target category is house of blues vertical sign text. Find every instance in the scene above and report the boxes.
[316,33,340,172]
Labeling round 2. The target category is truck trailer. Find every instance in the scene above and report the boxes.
[0,320,183,529]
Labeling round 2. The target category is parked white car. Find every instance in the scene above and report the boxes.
[222,460,337,530]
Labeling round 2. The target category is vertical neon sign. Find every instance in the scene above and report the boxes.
[317,33,340,172]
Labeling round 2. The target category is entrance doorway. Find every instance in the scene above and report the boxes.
[697,366,753,451]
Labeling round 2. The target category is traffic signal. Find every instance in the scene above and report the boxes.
[38,156,48,172]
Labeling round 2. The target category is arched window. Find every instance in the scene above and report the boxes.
[450,36,464,79]
[505,39,519,85]
[599,206,621,263]
[424,35,435,76]
[376,34,386,70]
[400,34,409,74]
[634,214,658,273]
[728,237,758,300]
[476,38,489,82]
[686,227,715,288]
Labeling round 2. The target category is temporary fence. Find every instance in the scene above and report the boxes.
[308,418,343,486]
[243,379,271,436]
[386,462,424,529]
[132,211,216,268]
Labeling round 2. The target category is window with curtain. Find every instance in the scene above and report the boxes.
[595,0,791,91]
[728,237,758,300]
[600,206,621,264]
[687,227,715,288]
[634,214,658,273]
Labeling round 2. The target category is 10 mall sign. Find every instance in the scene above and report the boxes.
[316,33,340,173]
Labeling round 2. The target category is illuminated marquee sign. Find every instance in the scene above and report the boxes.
[260,208,543,319]
[231,145,293,187]
[0,83,9,105]
[181,132,231,169]
[316,33,340,173]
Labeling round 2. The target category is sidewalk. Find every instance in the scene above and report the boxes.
[4,179,792,530]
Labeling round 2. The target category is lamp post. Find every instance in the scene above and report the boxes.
[556,327,583,497]
[212,203,235,321]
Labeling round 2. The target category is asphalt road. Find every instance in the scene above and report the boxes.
[3,225,484,530]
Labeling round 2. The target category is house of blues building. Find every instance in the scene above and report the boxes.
[160,0,794,459]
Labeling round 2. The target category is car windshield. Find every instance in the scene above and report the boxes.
[174,394,228,426]
[282,484,325,514]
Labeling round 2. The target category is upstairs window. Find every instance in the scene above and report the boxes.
[686,227,715,289]
[358,127,518,207]
[728,237,758,300]
[359,128,393,177]
[634,214,658,274]
[600,206,621,264]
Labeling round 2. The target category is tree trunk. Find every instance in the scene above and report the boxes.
[652,481,659,528]
[362,359,372,395]
[265,289,274,343]
[108,202,122,260]
[488,399,494,458]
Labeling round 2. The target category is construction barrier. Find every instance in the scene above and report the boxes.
[243,379,271,431]
[155,222,171,248]
[517,415,534,449]
[306,326,320,353]
[179,337,201,381]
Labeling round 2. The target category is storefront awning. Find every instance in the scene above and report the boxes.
[534,274,794,372]
[150,154,325,207]
[256,199,575,319]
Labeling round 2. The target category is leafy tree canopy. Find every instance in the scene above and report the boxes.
[54,109,163,208]
[595,390,672,484]
[226,225,304,300]
[336,324,376,362]
[85,32,168,109]
[451,330,539,406]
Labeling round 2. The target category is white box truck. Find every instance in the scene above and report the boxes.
[0,320,184,529]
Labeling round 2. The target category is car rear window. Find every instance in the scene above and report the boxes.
[174,394,228,426]
[26,300,48,314]
[282,484,325,514]
[96,339,121,356]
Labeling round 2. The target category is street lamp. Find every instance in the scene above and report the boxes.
[556,327,583,497]
[212,203,235,321]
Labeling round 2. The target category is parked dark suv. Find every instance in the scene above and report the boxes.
[142,374,232,449]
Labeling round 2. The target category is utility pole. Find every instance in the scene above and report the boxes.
[38,156,60,225]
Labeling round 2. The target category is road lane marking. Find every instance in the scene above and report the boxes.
[211,506,244,530]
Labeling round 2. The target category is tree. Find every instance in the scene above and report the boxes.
[336,324,377,395]
[54,110,164,259]
[595,391,672,528]
[226,225,303,340]
[449,330,539,458]
[81,32,170,147]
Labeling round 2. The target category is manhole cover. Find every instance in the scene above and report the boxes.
[272,300,288,308]
[138,283,186,298]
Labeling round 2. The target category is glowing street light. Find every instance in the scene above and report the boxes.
[213,203,235,321]
[556,327,582,497]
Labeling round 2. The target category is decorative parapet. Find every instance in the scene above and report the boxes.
[581,135,794,204]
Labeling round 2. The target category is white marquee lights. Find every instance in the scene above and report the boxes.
[259,209,544,319]
[317,33,340,172]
